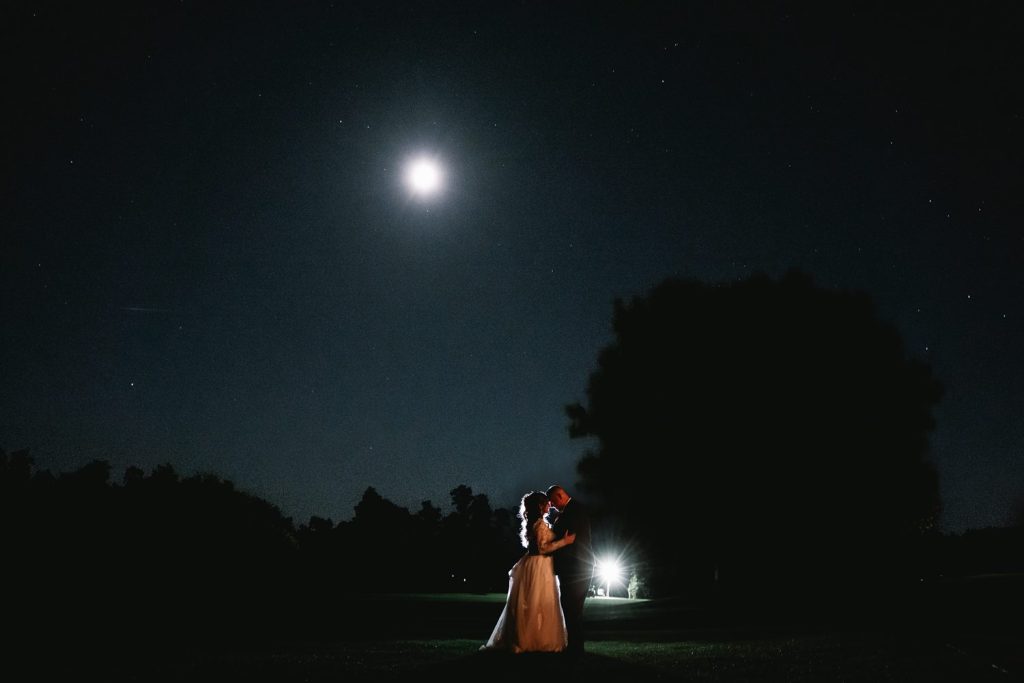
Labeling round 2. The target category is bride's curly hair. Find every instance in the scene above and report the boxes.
[518,491,549,550]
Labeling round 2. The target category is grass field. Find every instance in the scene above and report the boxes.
[187,633,1014,682]
[36,578,1024,681]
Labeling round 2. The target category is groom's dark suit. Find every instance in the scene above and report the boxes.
[550,497,592,656]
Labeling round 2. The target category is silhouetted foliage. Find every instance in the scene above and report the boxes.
[566,271,944,603]
[2,452,299,659]
[1,447,527,648]
[1,434,1019,661]
[303,484,520,597]
[932,526,1024,577]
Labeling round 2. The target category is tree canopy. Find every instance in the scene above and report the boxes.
[567,270,943,597]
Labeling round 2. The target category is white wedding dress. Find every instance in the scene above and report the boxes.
[481,518,569,653]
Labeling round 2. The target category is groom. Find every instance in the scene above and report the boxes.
[546,484,593,658]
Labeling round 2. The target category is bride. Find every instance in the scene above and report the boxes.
[481,490,577,653]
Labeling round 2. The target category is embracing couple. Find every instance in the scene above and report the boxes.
[481,484,593,658]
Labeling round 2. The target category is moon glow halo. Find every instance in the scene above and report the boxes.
[405,157,443,197]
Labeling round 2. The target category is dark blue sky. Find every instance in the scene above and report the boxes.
[4,2,1022,531]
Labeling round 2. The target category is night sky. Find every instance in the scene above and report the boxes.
[4,2,1022,532]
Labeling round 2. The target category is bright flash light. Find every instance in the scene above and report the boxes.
[405,157,443,196]
[597,558,623,588]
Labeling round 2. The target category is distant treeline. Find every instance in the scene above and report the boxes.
[4,449,1022,600]
[3,447,1024,655]
[1,449,522,650]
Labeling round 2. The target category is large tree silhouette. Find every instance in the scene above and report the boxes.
[567,271,943,600]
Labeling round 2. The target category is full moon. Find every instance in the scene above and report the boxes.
[405,157,443,196]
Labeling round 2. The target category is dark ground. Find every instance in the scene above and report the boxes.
[23,573,1024,682]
